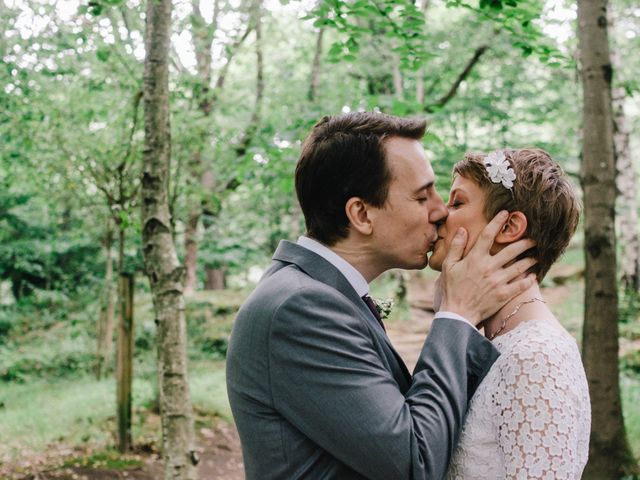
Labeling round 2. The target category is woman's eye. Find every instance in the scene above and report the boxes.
[448,201,462,209]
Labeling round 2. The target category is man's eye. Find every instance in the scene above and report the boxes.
[417,197,428,203]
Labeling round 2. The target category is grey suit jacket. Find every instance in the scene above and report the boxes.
[226,240,500,480]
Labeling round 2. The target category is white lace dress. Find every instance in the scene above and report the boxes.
[447,319,591,480]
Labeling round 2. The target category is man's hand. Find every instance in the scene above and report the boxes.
[439,211,537,326]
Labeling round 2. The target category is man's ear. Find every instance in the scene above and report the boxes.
[495,211,527,244]
[345,197,373,236]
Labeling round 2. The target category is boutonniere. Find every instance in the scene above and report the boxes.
[374,298,394,321]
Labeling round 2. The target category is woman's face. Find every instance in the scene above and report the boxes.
[428,175,490,271]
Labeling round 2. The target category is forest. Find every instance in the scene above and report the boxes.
[1,0,639,478]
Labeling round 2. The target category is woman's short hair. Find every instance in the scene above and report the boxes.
[454,148,580,281]
[295,112,427,245]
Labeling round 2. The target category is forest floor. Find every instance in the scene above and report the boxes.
[6,307,436,480]
[6,277,640,480]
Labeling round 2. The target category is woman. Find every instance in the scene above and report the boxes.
[429,148,591,479]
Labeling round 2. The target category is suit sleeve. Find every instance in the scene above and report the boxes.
[269,287,500,480]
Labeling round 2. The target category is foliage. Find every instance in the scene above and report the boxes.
[0,286,243,383]
[0,0,639,472]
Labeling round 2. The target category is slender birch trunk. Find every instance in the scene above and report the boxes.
[116,273,134,452]
[183,211,200,296]
[308,26,324,102]
[142,0,197,477]
[577,0,636,477]
[613,85,640,291]
[96,219,115,379]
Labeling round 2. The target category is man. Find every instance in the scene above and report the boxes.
[226,112,536,479]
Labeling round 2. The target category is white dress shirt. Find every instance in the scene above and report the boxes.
[297,236,470,325]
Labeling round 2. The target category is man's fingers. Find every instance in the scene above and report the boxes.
[499,257,537,283]
[470,211,509,255]
[497,273,537,305]
[491,238,537,268]
[443,228,468,266]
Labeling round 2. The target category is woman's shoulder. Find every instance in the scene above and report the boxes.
[494,318,580,360]
[492,319,588,393]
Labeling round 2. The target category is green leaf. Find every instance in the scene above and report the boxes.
[423,131,443,145]
[88,1,103,16]
[96,48,111,62]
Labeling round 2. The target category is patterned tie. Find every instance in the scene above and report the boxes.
[362,294,386,332]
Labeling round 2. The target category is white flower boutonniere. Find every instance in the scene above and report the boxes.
[374,298,394,321]
[484,150,516,189]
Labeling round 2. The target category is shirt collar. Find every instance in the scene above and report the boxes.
[297,236,369,297]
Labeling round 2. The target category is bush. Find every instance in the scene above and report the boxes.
[200,337,228,359]
[622,350,640,377]
[0,336,96,382]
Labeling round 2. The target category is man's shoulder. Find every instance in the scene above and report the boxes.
[241,262,333,312]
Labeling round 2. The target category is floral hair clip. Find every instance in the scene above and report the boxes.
[483,150,516,189]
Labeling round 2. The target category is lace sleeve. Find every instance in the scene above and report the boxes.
[492,339,585,479]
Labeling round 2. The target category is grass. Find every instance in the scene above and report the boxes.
[1,260,639,473]
[0,362,230,463]
[190,364,232,420]
[623,375,640,460]
[0,377,115,457]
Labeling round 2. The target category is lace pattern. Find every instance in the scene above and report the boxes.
[447,319,590,479]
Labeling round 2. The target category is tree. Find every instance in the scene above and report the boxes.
[577,0,636,477]
[181,0,254,295]
[611,4,640,293]
[141,0,197,477]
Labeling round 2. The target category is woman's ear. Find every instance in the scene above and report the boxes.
[495,211,527,244]
[345,197,373,236]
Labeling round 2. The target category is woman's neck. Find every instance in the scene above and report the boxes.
[481,283,552,340]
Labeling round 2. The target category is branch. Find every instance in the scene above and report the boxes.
[235,0,263,157]
[104,12,139,83]
[213,23,253,92]
[308,26,325,101]
[191,0,215,80]
[170,44,190,74]
[121,90,143,170]
[424,45,489,112]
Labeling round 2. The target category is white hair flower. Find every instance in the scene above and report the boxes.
[484,150,516,189]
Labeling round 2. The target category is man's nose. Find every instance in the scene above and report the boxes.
[429,195,448,223]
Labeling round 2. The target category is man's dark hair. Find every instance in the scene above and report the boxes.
[295,112,427,245]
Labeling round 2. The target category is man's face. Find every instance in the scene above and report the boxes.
[428,175,489,271]
[367,137,448,271]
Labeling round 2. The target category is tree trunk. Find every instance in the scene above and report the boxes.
[392,56,404,99]
[235,0,264,157]
[182,0,219,296]
[613,86,640,291]
[204,267,226,290]
[142,0,198,477]
[416,68,425,105]
[308,26,324,102]
[96,220,115,379]
[577,0,635,477]
[116,273,134,452]
[183,211,199,296]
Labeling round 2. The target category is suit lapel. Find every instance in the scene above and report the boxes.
[272,240,412,387]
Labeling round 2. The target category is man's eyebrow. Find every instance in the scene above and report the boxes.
[413,182,434,194]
